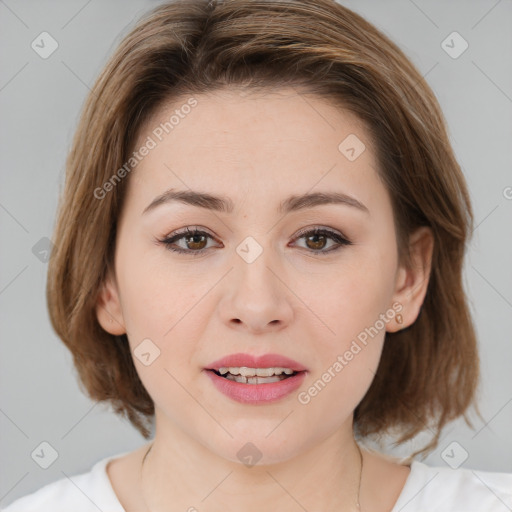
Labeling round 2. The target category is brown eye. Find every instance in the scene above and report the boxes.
[304,232,329,251]
[160,227,218,256]
[292,227,352,255]
[160,226,352,257]
[184,233,208,251]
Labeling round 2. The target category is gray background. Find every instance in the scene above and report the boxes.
[1,0,511,507]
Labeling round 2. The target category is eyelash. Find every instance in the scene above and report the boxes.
[158,226,352,257]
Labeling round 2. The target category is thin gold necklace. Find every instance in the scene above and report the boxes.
[140,441,364,511]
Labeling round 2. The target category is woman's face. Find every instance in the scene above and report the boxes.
[97,87,428,464]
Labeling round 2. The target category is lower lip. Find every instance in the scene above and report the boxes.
[205,370,307,404]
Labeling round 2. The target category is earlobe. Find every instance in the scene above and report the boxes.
[387,226,434,332]
[95,270,126,335]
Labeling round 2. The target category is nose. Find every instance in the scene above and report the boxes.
[217,246,294,334]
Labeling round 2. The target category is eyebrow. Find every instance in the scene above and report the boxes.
[142,188,369,216]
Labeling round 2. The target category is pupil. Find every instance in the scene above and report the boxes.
[188,234,206,249]
[306,234,326,250]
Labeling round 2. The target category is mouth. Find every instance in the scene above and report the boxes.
[204,353,308,403]
[204,366,308,404]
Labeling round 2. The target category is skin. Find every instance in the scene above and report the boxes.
[96,86,433,512]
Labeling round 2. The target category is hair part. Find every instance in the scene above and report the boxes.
[46,0,480,458]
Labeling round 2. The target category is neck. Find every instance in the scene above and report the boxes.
[139,414,364,512]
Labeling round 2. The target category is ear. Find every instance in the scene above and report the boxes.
[95,268,126,335]
[387,226,434,332]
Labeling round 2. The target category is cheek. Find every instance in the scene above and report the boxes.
[116,249,215,391]
[117,259,204,412]
[297,265,392,421]
[315,255,396,343]
[116,241,202,336]
[301,244,397,398]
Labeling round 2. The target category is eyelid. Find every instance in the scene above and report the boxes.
[292,225,350,243]
[162,226,221,245]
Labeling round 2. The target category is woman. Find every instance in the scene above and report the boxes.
[3,0,511,510]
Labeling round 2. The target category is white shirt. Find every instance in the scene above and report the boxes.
[2,451,511,511]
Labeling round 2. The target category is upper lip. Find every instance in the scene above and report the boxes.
[205,353,308,372]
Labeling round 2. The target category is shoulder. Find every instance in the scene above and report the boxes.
[392,460,512,512]
[1,453,126,512]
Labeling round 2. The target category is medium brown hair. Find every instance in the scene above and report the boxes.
[46,0,480,458]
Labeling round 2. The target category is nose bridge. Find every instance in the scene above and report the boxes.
[219,233,293,331]
[233,234,281,299]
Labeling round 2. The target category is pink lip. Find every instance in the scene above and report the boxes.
[204,352,308,404]
[204,369,307,404]
[205,352,308,372]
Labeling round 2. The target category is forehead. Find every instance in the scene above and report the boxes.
[126,87,384,215]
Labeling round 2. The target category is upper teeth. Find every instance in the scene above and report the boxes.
[218,367,295,377]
